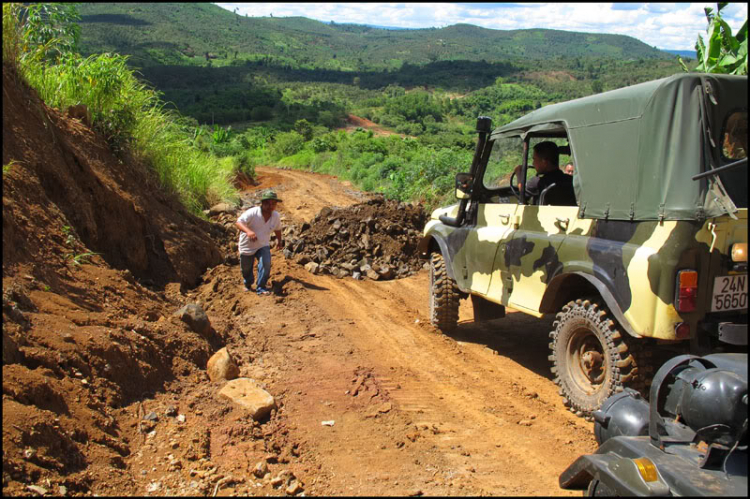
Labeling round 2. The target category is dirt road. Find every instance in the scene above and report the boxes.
[185,166,598,496]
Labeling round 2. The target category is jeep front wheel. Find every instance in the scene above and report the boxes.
[549,299,640,417]
[429,252,460,332]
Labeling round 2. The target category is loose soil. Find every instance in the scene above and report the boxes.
[282,197,428,281]
[3,62,597,497]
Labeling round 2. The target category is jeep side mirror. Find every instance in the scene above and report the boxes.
[455,173,473,199]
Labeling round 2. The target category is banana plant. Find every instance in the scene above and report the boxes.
[211,124,230,144]
[680,3,747,75]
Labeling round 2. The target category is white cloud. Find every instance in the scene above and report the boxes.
[215,2,747,50]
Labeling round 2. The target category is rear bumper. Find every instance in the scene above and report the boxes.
[701,318,748,346]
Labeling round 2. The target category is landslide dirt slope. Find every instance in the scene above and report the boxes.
[2,61,228,495]
[3,59,597,497]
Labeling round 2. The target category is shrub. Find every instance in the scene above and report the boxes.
[269,131,304,160]
[294,119,313,140]
[278,149,315,169]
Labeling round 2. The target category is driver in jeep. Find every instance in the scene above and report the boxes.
[513,141,576,206]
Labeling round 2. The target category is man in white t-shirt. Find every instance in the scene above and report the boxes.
[235,190,284,295]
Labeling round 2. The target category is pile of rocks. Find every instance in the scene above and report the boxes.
[282,197,428,280]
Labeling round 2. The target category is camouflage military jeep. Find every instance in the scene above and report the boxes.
[418,73,747,417]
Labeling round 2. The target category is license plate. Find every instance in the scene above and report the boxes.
[711,275,748,312]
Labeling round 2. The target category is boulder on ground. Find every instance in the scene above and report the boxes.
[218,378,276,420]
[207,347,240,382]
[174,303,211,337]
[208,203,236,216]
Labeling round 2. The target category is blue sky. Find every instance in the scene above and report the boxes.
[215,3,748,51]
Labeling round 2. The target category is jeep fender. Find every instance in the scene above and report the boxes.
[541,271,640,339]
[559,452,669,495]
[418,233,458,282]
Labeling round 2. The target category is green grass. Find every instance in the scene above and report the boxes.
[2,3,245,216]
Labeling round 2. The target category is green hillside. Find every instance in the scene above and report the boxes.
[8,2,691,214]
[77,3,670,70]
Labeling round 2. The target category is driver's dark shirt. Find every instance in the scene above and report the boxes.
[525,169,575,205]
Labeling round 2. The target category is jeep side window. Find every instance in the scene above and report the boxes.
[718,110,748,208]
[722,111,747,161]
[522,137,577,206]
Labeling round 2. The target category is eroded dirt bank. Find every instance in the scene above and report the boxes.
[3,61,597,496]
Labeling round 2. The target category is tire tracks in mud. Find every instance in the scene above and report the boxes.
[306,275,597,495]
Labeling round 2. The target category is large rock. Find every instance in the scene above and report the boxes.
[207,347,239,382]
[174,304,211,337]
[218,378,276,420]
[208,202,236,216]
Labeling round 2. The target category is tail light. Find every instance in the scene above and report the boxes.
[675,270,698,312]
[731,243,747,262]
[675,322,691,339]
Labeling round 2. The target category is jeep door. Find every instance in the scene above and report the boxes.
[462,137,523,301]
[505,204,578,315]
[462,202,518,298]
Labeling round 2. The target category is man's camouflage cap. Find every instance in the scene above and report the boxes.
[261,190,282,202]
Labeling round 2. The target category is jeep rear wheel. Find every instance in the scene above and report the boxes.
[429,252,460,332]
[549,299,642,417]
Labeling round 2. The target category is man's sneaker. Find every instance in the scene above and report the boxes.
[257,288,271,296]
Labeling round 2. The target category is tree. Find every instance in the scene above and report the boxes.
[293,119,313,141]
[680,3,747,75]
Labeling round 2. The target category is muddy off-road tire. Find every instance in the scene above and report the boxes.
[549,299,651,418]
[429,252,460,332]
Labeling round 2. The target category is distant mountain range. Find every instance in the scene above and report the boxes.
[76,3,672,70]
[662,49,697,59]
[328,22,419,31]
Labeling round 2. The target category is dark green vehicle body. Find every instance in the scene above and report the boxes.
[560,353,747,496]
[419,73,748,415]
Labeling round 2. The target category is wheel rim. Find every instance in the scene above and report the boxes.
[566,327,607,395]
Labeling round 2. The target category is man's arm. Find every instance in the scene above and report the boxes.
[274,230,283,249]
[513,165,523,191]
[236,220,257,241]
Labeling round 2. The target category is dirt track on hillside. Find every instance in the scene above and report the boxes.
[172,166,599,496]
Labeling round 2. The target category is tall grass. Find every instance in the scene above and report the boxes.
[2,4,21,65]
[2,3,240,215]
